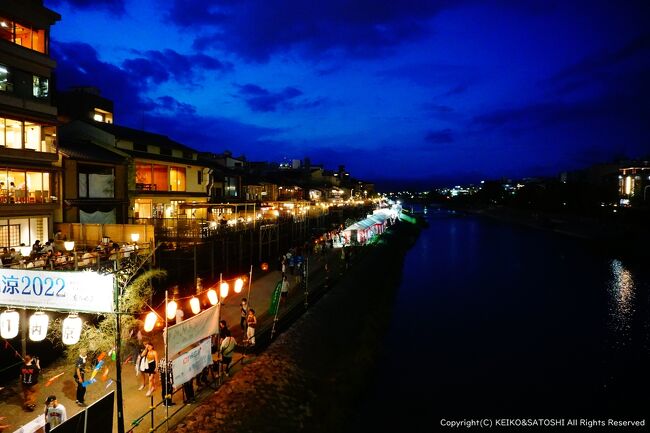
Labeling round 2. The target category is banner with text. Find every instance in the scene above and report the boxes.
[0,268,114,313]
[171,338,212,386]
[166,305,218,356]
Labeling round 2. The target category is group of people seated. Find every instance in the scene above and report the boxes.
[1,233,141,270]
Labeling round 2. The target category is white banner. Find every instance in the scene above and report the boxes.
[166,305,219,356]
[171,338,212,386]
[0,269,114,313]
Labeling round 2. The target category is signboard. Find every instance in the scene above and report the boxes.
[171,338,212,386]
[0,269,114,313]
[166,305,219,357]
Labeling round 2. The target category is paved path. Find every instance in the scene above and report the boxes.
[0,247,343,433]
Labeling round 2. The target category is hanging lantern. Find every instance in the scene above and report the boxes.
[207,289,218,306]
[62,314,82,345]
[261,262,269,271]
[29,312,49,342]
[0,310,19,339]
[189,297,201,314]
[219,282,229,299]
[234,278,244,294]
[166,300,177,320]
[143,312,157,332]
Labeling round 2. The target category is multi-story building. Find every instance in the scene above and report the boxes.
[619,161,650,206]
[0,0,60,248]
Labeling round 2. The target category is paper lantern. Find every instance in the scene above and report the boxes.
[189,297,201,314]
[130,233,140,243]
[64,240,75,251]
[166,300,177,320]
[234,278,244,294]
[219,282,229,298]
[0,310,19,339]
[143,312,157,332]
[62,315,82,345]
[207,289,218,306]
[29,312,49,342]
[261,262,269,271]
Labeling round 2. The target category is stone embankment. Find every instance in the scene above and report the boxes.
[169,222,421,433]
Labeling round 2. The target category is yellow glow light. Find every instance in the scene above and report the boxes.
[190,297,201,314]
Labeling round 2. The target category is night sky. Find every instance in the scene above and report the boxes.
[45,0,650,187]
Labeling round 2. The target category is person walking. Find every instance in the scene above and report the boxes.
[140,342,158,396]
[219,333,237,377]
[280,275,290,304]
[20,354,40,411]
[246,309,257,346]
[74,348,88,406]
[44,395,67,432]
[239,298,248,331]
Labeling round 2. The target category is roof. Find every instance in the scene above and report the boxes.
[84,120,196,154]
[58,139,127,164]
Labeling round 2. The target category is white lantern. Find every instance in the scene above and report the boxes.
[234,278,244,294]
[219,281,229,298]
[207,289,218,306]
[0,310,19,339]
[144,311,157,332]
[64,240,75,252]
[29,312,49,342]
[62,315,82,345]
[130,233,140,243]
[166,300,177,320]
[189,297,201,314]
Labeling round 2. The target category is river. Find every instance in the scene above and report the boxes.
[352,206,649,429]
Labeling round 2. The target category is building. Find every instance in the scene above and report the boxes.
[619,161,650,206]
[0,0,60,248]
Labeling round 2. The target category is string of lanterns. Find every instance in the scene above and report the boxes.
[142,275,247,332]
[0,310,83,345]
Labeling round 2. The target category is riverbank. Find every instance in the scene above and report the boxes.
[168,220,422,433]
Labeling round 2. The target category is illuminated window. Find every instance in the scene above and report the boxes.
[33,76,49,98]
[3,118,22,149]
[0,64,11,92]
[0,17,47,53]
[24,123,40,150]
[169,167,186,191]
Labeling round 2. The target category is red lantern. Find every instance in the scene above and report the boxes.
[261,262,269,271]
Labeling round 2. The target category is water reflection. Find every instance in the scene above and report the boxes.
[608,259,635,346]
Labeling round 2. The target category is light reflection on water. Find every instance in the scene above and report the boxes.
[608,259,635,347]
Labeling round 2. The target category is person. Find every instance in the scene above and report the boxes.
[74,348,88,406]
[219,333,237,377]
[21,354,41,411]
[44,395,67,432]
[174,305,184,324]
[246,309,257,346]
[140,342,158,396]
[31,240,42,256]
[158,358,175,407]
[239,298,248,331]
[280,275,289,304]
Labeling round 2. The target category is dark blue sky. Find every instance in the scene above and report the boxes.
[45,0,650,187]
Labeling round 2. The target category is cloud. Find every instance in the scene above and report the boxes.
[122,49,232,86]
[165,0,453,61]
[46,0,125,14]
[424,128,454,144]
[234,83,323,112]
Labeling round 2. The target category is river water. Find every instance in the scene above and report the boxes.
[353,207,649,429]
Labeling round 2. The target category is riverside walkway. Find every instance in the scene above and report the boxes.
[0,245,347,433]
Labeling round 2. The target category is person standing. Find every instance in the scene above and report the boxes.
[239,298,249,332]
[44,395,67,432]
[158,358,175,407]
[20,354,40,411]
[246,309,257,346]
[140,342,158,396]
[74,349,88,406]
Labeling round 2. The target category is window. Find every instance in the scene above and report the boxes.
[0,169,51,204]
[33,76,49,98]
[183,151,193,159]
[197,169,203,185]
[169,167,186,191]
[160,148,172,156]
[0,118,53,152]
[78,165,114,198]
[133,143,147,152]
[152,165,168,191]
[0,17,47,53]
[0,224,21,246]
[0,217,48,248]
[0,64,11,92]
